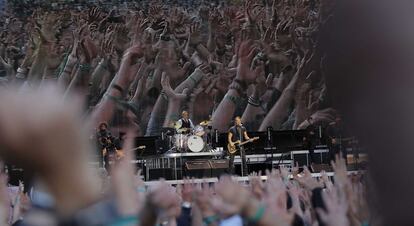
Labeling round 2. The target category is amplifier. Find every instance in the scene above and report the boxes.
[184,160,211,178]
[209,159,229,177]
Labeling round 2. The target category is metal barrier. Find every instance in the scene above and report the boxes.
[143,170,362,186]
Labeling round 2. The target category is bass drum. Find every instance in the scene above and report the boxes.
[174,134,188,150]
[187,135,205,152]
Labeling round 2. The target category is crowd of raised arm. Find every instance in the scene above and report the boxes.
[0,0,338,136]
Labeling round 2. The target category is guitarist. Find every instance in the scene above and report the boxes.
[228,116,251,176]
[97,122,122,171]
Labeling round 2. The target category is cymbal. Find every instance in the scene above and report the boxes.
[199,120,211,126]
[177,128,190,133]
[174,120,182,129]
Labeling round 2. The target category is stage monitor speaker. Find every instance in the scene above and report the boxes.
[292,152,309,167]
[148,168,173,181]
[184,160,211,178]
[209,159,229,178]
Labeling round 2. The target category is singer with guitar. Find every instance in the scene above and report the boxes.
[227,116,259,176]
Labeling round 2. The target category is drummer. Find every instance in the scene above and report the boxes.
[176,111,194,134]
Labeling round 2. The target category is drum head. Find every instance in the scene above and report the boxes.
[187,135,205,152]
[193,125,205,136]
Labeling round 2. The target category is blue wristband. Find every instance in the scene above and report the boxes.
[202,215,220,225]
[247,204,266,224]
[109,215,139,226]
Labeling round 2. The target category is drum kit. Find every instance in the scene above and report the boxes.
[164,120,213,153]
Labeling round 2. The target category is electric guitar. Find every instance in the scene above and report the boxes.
[227,137,259,154]
[102,146,146,160]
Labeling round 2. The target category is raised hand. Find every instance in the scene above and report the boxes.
[0,86,101,216]
[180,178,195,203]
[211,176,250,217]
[148,182,181,218]
[208,10,223,32]
[316,187,350,226]
[88,7,103,24]
[279,165,290,182]
[188,22,202,47]
[287,182,305,217]
[262,170,294,226]
[100,32,114,60]
[265,169,286,195]
[161,72,189,102]
[76,38,93,64]
[332,155,348,188]
[156,49,190,85]
[297,108,337,129]
[253,71,273,99]
[294,166,321,190]
[236,40,262,84]
[249,171,264,199]
[245,0,264,25]
[190,184,210,216]
[321,170,334,191]
[41,12,64,44]
[113,24,130,52]
[120,43,144,82]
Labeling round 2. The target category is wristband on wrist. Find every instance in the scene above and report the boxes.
[190,68,204,83]
[111,84,125,95]
[106,94,122,102]
[109,215,139,226]
[160,90,168,100]
[225,94,246,106]
[247,204,266,224]
[188,75,197,84]
[248,96,261,107]
[229,79,249,96]
[160,35,171,41]
[202,215,219,225]
[361,221,369,226]
[79,63,91,72]
[137,186,146,193]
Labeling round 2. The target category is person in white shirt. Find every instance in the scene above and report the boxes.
[177,111,194,134]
